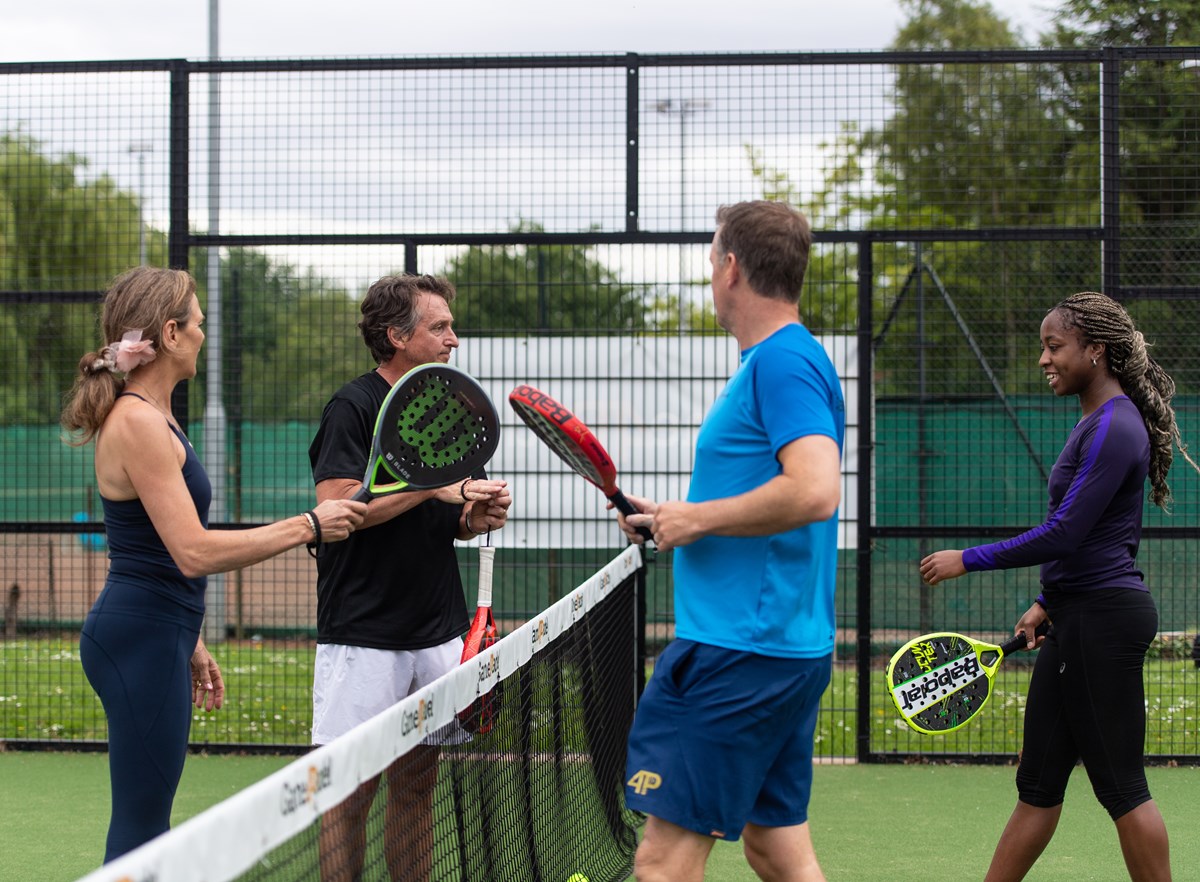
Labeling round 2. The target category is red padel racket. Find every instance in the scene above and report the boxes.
[459,535,501,734]
[507,384,652,543]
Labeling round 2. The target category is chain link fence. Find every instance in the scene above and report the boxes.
[2,49,1198,760]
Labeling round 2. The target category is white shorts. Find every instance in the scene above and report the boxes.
[312,638,463,746]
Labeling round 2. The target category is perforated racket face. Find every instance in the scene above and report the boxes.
[887,633,1001,734]
[376,364,499,487]
[508,385,617,494]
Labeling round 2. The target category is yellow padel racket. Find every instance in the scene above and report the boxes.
[886,622,1048,735]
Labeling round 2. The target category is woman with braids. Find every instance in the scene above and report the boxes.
[919,291,1197,882]
[63,266,365,863]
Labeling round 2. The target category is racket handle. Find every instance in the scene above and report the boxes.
[608,490,654,543]
[351,485,373,503]
[477,545,496,608]
[1000,620,1051,655]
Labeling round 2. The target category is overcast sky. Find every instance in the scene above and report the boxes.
[3,0,1057,62]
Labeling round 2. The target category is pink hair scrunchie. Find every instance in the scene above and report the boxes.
[93,329,157,373]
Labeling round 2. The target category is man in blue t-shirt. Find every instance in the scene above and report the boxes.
[620,201,845,882]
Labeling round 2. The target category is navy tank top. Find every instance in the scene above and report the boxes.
[101,394,212,613]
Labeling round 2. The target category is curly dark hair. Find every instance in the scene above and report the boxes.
[1052,291,1199,509]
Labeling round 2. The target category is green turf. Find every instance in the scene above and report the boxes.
[6,636,1198,759]
[3,752,1198,882]
[0,750,294,882]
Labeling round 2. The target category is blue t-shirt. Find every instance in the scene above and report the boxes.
[962,395,1148,592]
[674,324,845,658]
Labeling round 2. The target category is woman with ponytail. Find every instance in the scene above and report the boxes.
[64,267,366,862]
[918,292,1196,882]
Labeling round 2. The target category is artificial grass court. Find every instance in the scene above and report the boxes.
[3,753,1197,882]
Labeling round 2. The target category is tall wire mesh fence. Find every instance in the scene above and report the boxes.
[1,49,1198,761]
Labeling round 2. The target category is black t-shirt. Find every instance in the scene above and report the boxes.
[309,370,470,649]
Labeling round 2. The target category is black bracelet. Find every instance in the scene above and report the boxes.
[304,510,322,559]
[460,478,472,503]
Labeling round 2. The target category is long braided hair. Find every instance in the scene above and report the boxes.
[1052,291,1199,509]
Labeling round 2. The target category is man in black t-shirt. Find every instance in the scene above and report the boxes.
[308,273,511,882]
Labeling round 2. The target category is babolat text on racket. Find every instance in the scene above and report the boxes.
[353,363,500,503]
[507,384,652,542]
[886,622,1050,735]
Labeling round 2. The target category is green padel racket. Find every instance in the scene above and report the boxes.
[352,363,500,503]
[886,622,1049,735]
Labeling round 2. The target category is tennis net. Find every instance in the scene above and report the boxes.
[76,544,646,882]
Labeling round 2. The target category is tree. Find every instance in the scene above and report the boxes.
[1047,1,1200,387]
[191,247,362,423]
[441,221,650,333]
[747,145,858,333]
[0,132,153,421]
[806,0,1101,397]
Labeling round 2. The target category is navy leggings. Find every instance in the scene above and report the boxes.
[1016,587,1158,820]
[80,582,201,862]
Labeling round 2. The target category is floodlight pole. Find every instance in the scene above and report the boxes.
[203,0,228,643]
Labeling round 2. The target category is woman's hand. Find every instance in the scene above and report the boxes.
[919,550,966,586]
[310,498,367,542]
[1014,603,1050,650]
[190,638,225,711]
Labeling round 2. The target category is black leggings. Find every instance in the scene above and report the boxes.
[80,582,201,862]
[1016,587,1157,820]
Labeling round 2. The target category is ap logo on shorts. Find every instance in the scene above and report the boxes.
[627,770,662,796]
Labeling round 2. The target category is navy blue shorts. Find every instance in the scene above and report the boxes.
[624,639,831,841]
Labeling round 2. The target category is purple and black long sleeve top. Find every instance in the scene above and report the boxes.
[962,395,1150,593]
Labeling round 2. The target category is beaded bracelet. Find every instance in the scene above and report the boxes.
[303,510,322,558]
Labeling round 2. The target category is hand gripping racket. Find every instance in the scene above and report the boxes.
[459,536,501,734]
[507,384,652,542]
[352,363,500,503]
[886,621,1050,735]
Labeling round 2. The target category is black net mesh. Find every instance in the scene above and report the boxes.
[76,548,644,882]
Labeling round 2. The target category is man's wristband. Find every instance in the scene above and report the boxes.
[465,507,481,535]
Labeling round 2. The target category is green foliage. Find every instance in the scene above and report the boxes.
[868,0,1098,400]
[744,145,857,333]
[191,248,363,423]
[442,221,650,333]
[1048,1,1200,383]
[0,132,149,422]
[739,0,1200,398]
